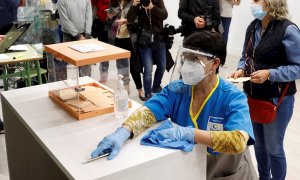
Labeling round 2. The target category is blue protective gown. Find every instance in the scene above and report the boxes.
[144,77,255,146]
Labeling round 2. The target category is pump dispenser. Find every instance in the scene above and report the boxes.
[114,75,129,119]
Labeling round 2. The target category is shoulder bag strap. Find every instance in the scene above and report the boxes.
[245,35,253,59]
[275,83,290,109]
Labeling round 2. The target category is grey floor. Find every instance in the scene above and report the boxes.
[0,41,300,179]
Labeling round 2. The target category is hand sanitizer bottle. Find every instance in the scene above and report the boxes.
[114,75,128,119]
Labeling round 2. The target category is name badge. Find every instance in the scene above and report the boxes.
[207,116,224,155]
[207,116,224,131]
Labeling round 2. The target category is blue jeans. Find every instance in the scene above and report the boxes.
[139,42,166,95]
[252,95,294,180]
[221,17,232,45]
[99,58,129,84]
[57,24,63,43]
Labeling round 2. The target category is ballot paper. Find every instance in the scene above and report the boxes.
[68,43,106,53]
[227,77,251,83]
[79,85,114,107]
[8,44,28,51]
[0,54,12,61]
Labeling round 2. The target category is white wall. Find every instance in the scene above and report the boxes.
[164,0,300,56]
[228,0,300,56]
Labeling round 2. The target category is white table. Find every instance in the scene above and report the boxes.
[0,44,44,90]
[1,77,206,180]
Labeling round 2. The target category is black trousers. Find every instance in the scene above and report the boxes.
[91,18,108,43]
[115,37,143,90]
[0,119,3,130]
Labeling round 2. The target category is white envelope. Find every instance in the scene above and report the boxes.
[227,77,251,83]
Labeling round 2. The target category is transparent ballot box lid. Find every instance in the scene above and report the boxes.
[45,39,131,120]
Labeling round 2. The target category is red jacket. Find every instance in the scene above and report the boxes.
[91,0,109,22]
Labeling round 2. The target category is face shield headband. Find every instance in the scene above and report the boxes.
[170,46,217,85]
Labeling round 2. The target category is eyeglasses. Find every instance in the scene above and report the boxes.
[181,52,214,64]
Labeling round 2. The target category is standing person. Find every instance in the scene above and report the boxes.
[91,31,257,179]
[0,0,19,134]
[178,0,220,38]
[0,34,3,132]
[0,34,4,133]
[51,0,63,43]
[91,0,111,84]
[58,0,93,78]
[91,0,109,43]
[0,0,19,34]
[105,0,145,100]
[219,0,240,45]
[230,0,300,179]
[127,0,168,100]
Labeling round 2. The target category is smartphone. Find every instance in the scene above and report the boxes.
[104,8,112,13]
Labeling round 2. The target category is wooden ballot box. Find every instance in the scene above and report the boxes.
[45,39,130,66]
[45,39,131,120]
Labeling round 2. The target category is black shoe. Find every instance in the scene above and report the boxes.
[0,122,4,134]
[145,93,152,101]
[152,86,162,93]
[139,94,146,101]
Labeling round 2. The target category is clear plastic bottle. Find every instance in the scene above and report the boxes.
[114,75,129,119]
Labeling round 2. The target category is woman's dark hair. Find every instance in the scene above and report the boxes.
[183,31,226,73]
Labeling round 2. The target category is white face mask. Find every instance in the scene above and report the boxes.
[180,60,212,85]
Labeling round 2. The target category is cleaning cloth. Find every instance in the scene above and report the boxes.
[140,120,194,152]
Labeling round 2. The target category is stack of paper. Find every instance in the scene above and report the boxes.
[68,43,106,53]
[0,54,12,61]
[8,45,28,51]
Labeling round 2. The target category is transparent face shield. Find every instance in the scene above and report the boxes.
[170,46,216,84]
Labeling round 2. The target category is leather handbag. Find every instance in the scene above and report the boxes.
[248,83,290,124]
[138,27,153,47]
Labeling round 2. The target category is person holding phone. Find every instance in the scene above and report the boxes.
[98,0,146,100]
[92,0,121,87]
[91,0,110,42]
[127,0,168,100]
